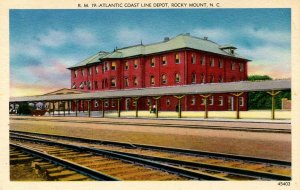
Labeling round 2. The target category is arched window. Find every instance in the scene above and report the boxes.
[124,77,129,87]
[201,73,205,83]
[95,66,98,74]
[175,53,180,64]
[133,76,138,86]
[162,56,167,65]
[150,75,155,85]
[134,60,138,69]
[162,74,167,84]
[210,58,214,67]
[201,56,205,65]
[239,63,244,72]
[218,75,223,83]
[151,58,155,67]
[192,73,196,84]
[111,62,116,70]
[231,62,236,70]
[210,74,214,83]
[175,73,181,83]
[81,68,85,76]
[191,54,196,64]
[111,78,116,87]
[88,67,92,75]
[74,70,78,78]
[124,61,129,70]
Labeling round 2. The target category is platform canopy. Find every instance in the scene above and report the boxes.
[9,79,291,103]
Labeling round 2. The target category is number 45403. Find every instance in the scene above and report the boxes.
[278,182,290,186]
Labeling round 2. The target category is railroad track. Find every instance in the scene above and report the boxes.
[10,117,291,133]
[10,130,291,181]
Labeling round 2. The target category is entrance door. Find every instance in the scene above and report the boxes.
[228,96,234,111]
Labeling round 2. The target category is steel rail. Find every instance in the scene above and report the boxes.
[10,130,291,166]
[10,133,291,180]
[10,135,228,180]
[10,117,291,133]
[10,143,119,181]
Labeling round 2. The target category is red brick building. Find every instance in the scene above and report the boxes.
[68,33,249,111]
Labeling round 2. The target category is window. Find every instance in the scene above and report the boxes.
[239,97,244,106]
[124,61,129,70]
[210,58,214,67]
[81,68,85,76]
[134,60,138,69]
[150,75,155,85]
[79,82,84,89]
[219,96,223,106]
[201,98,205,105]
[94,81,98,89]
[191,54,196,64]
[112,100,116,107]
[133,76,138,86]
[89,67,92,75]
[209,96,214,105]
[162,74,167,84]
[74,70,78,78]
[239,63,244,72]
[219,59,223,68]
[94,100,99,108]
[175,73,181,83]
[72,82,76,89]
[162,56,167,65]
[151,58,155,67]
[191,96,196,105]
[166,99,170,106]
[201,56,205,65]
[175,53,180,64]
[104,100,109,108]
[111,78,116,87]
[87,81,91,89]
[95,66,98,74]
[231,62,236,70]
[192,73,196,84]
[106,62,110,71]
[111,62,116,70]
[124,77,129,87]
[218,75,223,83]
[201,73,205,83]
[210,74,214,83]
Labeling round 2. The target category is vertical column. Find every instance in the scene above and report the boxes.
[88,100,91,117]
[174,95,185,118]
[200,94,211,119]
[63,101,66,116]
[68,100,71,115]
[152,96,161,118]
[52,101,55,116]
[132,97,140,118]
[267,90,281,120]
[231,92,244,119]
[75,100,79,117]
[117,98,121,117]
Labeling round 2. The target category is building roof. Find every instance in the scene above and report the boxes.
[68,33,249,69]
[10,79,291,103]
[42,88,85,96]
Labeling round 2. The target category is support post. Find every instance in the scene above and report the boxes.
[132,97,140,118]
[174,95,185,118]
[117,98,121,118]
[200,94,211,119]
[267,90,281,120]
[152,97,161,118]
[58,101,60,116]
[231,92,244,119]
[68,101,71,115]
[88,100,91,117]
[63,101,65,116]
[52,101,55,116]
[75,100,78,117]
[102,99,105,118]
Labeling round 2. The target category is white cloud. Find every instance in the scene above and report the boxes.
[192,28,232,43]
[38,29,68,47]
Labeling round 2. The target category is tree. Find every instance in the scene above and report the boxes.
[247,75,291,110]
[17,103,33,115]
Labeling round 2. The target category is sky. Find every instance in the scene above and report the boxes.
[10,9,291,97]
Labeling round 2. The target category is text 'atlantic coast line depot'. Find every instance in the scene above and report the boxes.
[68,33,249,112]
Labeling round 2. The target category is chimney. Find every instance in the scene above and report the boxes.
[204,37,208,40]
[164,37,170,42]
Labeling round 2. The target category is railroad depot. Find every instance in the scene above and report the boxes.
[9,34,291,119]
